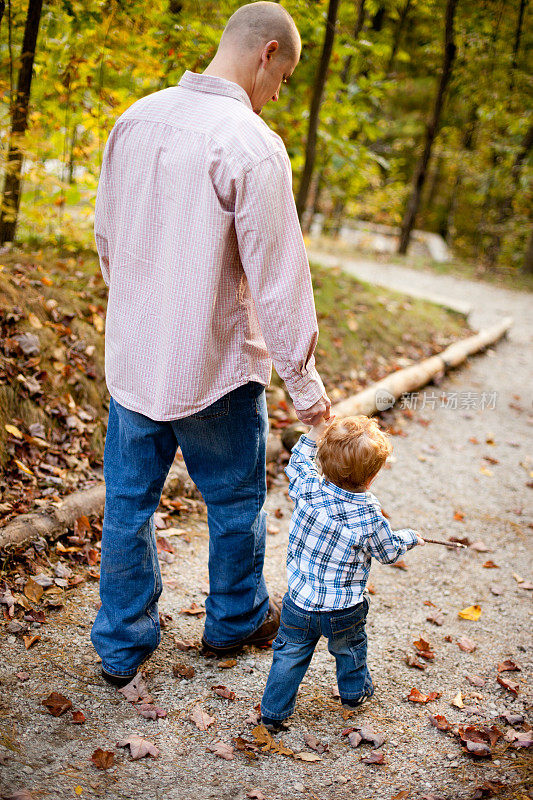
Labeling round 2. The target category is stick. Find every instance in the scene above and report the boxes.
[422,537,467,549]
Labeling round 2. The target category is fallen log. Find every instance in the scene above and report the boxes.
[333,317,512,418]
[0,462,199,551]
[0,317,512,550]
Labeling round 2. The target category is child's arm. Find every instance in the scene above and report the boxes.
[364,510,422,564]
[284,432,321,501]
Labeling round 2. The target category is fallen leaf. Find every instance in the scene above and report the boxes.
[91,748,115,769]
[453,511,464,521]
[190,705,215,731]
[5,423,23,438]
[413,637,435,660]
[391,792,411,800]
[347,731,362,748]
[391,560,408,570]
[497,676,519,695]
[219,658,237,669]
[451,691,464,708]
[482,560,499,568]
[180,602,205,616]
[23,634,40,649]
[458,605,482,621]
[512,573,524,584]
[518,581,533,590]
[457,636,477,652]
[24,578,44,603]
[245,706,261,726]
[426,611,444,626]
[303,733,329,754]
[117,733,160,759]
[358,726,387,748]
[497,660,521,673]
[505,730,533,749]
[137,704,167,720]
[465,675,486,687]
[246,790,266,800]
[174,638,198,651]
[42,692,72,716]
[472,780,506,799]
[405,653,425,670]
[4,791,34,800]
[118,673,153,704]
[212,684,236,701]
[490,584,503,596]
[16,672,30,681]
[361,750,385,764]
[469,541,490,552]
[428,714,450,731]
[294,751,322,761]
[252,725,294,757]
[499,711,524,725]
[207,740,234,760]
[408,688,440,704]
[71,710,86,724]
[172,663,195,679]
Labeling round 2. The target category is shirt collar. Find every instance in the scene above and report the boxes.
[178,70,253,111]
[322,478,370,504]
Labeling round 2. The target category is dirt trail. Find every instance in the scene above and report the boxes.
[1,257,531,800]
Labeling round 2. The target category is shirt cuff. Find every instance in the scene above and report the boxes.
[399,528,419,550]
[285,364,325,411]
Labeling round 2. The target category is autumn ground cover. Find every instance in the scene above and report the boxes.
[0,251,531,799]
[0,246,470,522]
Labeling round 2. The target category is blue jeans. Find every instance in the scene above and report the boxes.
[91,382,269,678]
[261,592,373,721]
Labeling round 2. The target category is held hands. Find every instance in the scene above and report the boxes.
[295,395,332,427]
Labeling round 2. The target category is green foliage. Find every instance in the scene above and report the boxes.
[0,0,530,272]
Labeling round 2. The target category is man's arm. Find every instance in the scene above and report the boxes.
[234,149,328,414]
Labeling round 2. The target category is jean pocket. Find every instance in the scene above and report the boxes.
[280,602,310,643]
[193,395,230,420]
[330,605,366,638]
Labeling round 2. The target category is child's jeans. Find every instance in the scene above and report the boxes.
[261,592,373,721]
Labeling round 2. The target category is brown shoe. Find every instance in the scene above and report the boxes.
[201,598,281,657]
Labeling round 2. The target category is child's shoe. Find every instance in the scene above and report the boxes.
[261,716,289,733]
[340,690,373,709]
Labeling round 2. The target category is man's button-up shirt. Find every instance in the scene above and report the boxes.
[94,70,325,420]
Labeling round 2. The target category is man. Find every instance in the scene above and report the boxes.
[92,1,330,687]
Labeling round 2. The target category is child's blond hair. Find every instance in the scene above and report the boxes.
[317,415,392,493]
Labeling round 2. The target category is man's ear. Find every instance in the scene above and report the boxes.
[265,40,279,61]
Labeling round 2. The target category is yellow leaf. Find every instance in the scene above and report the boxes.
[28,312,43,329]
[75,787,83,796]
[14,459,34,476]
[5,423,23,438]
[92,313,104,333]
[458,605,482,621]
[451,691,464,708]
[480,467,493,476]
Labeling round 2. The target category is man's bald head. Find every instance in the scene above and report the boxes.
[220,2,301,64]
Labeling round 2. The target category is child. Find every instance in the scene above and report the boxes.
[260,414,425,731]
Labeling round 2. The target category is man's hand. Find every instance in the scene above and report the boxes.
[295,396,331,426]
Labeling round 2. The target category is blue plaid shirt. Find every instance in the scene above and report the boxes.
[284,435,419,611]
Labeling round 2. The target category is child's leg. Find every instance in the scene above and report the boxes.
[325,597,374,706]
[261,595,320,723]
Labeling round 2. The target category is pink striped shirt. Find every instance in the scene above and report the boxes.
[94,70,325,420]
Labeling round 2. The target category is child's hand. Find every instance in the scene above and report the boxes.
[308,414,335,441]
[415,533,425,546]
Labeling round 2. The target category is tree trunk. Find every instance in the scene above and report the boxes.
[296,0,340,222]
[398,0,458,255]
[386,0,412,74]
[0,0,43,244]
[523,226,533,274]
[485,123,533,267]
[509,0,526,90]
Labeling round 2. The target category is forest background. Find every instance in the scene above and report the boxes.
[0,0,531,277]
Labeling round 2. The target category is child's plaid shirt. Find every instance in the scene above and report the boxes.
[285,435,419,611]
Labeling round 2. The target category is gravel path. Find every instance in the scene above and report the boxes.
[1,256,531,800]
